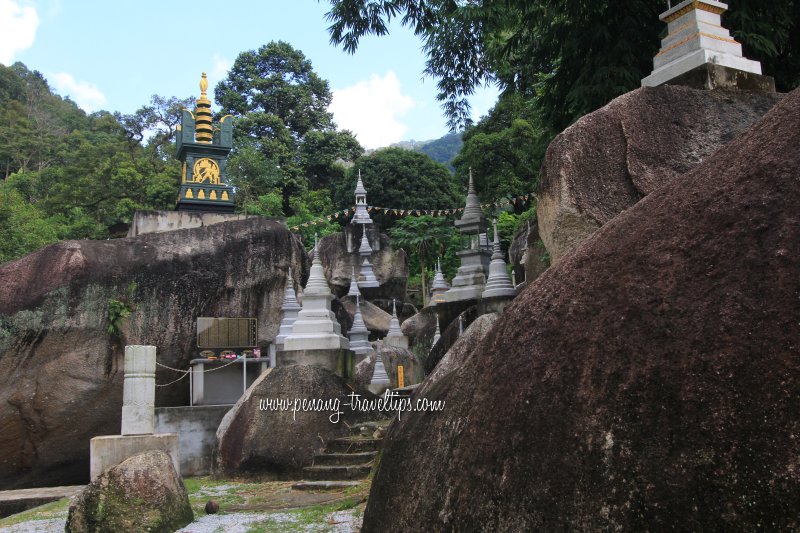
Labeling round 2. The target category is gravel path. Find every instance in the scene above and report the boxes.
[0,508,363,533]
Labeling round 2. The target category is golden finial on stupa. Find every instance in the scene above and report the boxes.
[200,72,209,97]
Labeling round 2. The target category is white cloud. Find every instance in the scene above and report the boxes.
[50,72,107,112]
[0,0,39,65]
[330,71,415,149]
[210,53,231,81]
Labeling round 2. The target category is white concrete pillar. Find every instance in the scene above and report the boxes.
[121,345,156,435]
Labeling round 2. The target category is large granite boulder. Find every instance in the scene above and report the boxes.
[416,313,498,397]
[537,84,783,263]
[362,89,800,531]
[318,224,408,301]
[0,218,308,489]
[65,450,193,533]
[215,365,376,476]
[508,220,549,287]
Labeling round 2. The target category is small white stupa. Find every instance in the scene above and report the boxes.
[347,295,373,360]
[384,299,409,349]
[358,231,379,288]
[482,219,518,299]
[369,351,391,395]
[642,0,771,90]
[431,314,441,348]
[428,258,450,306]
[352,170,373,225]
[283,235,349,354]
[275,267,302,352]
[347,266,361,297]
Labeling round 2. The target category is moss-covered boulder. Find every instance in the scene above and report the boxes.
[65,450,193,533]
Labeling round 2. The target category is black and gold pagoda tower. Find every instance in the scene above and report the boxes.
[175,72,235,212]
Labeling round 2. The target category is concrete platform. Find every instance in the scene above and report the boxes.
[0,485,84,518]
[89,433,179,480]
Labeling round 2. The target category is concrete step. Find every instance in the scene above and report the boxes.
[291,481,362,491]
[328,437,382,453]
[313,451,378,466]
[301,463,373,481]
[0,485,84,518]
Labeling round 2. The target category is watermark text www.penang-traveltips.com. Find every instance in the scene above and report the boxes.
[258,390,445,423]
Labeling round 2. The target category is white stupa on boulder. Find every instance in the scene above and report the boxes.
[348,295,373,359]
[482,220,518,299]
[428,258,450,306]
[642,0,773,91]
[275,267,301,352]
[283,236,349,352]
[384,299,409,349]
[347,266,361,297]
[358,230,380,288]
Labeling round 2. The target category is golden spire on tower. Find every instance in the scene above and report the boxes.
[194,72,213,143]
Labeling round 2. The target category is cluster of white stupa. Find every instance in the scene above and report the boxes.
[274,174,401,388]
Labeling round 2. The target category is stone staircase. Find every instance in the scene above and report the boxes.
[293,420,388,490]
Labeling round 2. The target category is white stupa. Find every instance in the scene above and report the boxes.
[283,235,350,352]
[347,266,361,297]
[431,314,441,348]
[275,267,301,352]
[348,295,373,358]
[384,299,409,349]
[428,258,450,306]
[358,230,379,288]
[482,219,518,299]
[642,1,768,88]
[352,170,373,225]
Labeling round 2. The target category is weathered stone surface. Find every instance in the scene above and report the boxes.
[340,296,392,339]
[508,220,549,287]
[354,345,423,390]
[537,84,783,263]
[363,89,800,532]
[65,450,193,533]
[215,366,375,476]
[318,225,408,301]
[415,313,498,398]
[0,218,309,489]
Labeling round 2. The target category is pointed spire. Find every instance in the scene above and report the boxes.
[432,313,441,347]
[491,219,503,260]
[353,169,373,224]
[358,229,373,255]
[282,267,300,308]
[482,219,518,299]
[458,314,464,336]
[275,266,302,349]
[304,233,332,296]
[348,266,361,297]
[348,294,373,355]
[388,299,402,336]
[355,169,367,195]
[460,167,484,222]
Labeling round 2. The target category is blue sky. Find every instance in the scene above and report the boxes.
[0,0,499,148]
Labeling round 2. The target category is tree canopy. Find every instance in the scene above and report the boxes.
[325,0,800,132]
[215,41,363,210]
[334,147,461,230]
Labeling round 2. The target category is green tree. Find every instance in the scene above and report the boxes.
[214,41,363,210]
[334,148,460,230]
[452,92,546,204]
[0,186,59,263]
[390,215,459,306]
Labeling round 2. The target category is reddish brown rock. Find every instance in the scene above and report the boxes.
[0,218,308,489]
[363,89,800,531]
[537,85,783,262]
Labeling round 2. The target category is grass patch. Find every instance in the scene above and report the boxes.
[0,497,71,527]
